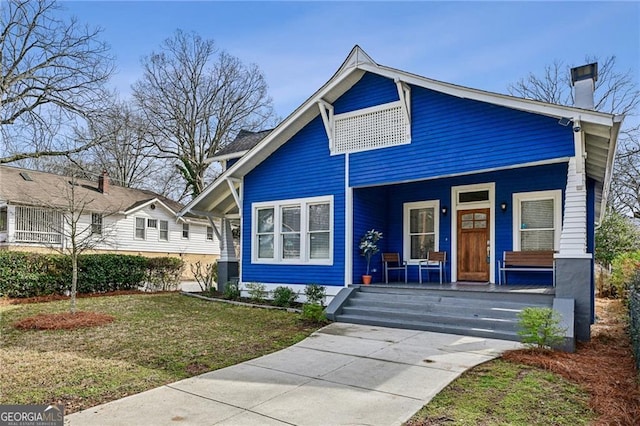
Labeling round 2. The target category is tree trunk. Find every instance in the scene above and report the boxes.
[71,254,78,314]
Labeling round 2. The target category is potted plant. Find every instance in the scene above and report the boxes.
[359,229,383,285]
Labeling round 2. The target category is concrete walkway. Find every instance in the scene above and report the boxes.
[66,323,521,426]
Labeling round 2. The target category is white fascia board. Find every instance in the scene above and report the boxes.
[598,120,623,223]
[123,198,177,216]
[181,59,365,217]
[205,151,248,164]
[181,45,618,220]
[359,63,617,127]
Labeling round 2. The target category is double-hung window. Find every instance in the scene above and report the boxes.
[182,223,190,239]
[91,213,103,235]
[159,220,169,241]
[253,196,333,264]
[135,217,146,239]
[403,200,439,262]
[513,190,562,251]
[206,226,214,241]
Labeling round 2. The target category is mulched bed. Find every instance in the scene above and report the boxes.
[13,311,116,330]
[503,299,640,425]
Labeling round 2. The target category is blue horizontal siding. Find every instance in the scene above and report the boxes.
[344,78,575,187]
[333,73,399,114]
[242,116,346,287]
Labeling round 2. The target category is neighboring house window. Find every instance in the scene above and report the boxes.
[182,223,189,239]
[135,217,146,239]
[206,226,214,241]
[403,200,439,262]
[147,219,157,228]
[253,196,333,264]
[91,213,103,235]
[159,220,168,241]
[0,206,7,232]
[513,190,562,251]
[14,206,63,244]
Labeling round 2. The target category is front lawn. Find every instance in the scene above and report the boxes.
[0,293,320,413]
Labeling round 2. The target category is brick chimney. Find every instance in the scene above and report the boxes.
[571,63,598,109]
[98,170,109,194]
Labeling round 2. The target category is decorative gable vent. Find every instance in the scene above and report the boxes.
[332,101,408,154]
[319,80,411,155]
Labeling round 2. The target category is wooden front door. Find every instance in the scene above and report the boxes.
[457,208,490,281]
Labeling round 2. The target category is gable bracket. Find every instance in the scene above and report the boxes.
[395,79,411,133]
[225,177,242,211]
[207,217,222,242]
[318,100,335,150]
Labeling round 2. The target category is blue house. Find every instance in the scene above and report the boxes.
[182,47,622,345]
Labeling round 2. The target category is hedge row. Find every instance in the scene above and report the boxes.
[0,251,184,298]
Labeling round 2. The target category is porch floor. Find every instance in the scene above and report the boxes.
[359,281,555,295]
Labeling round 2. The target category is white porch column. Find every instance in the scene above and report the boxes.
[556,155,592,342]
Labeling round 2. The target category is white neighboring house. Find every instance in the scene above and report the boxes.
[0,166,220,279]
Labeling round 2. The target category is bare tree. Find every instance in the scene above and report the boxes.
[509,55,640,217]
[81,101,162,188]
[132,30,274,197]
[509,56,640,117]
[1,0,115,164]
[30,170,118,312]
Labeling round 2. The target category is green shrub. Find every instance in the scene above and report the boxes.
[245,282,267,303]
[272,286,298,307]
[0,252,69,297]
[223,280,241,300]
[0,251,182,297]
[77,254,148,293]
[145,257,184,291]
[610,251,640,299]
[517,307,566,349]
[300,303,327,324]
[304,284,326,306]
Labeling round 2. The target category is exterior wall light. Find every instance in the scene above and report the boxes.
[500,202,508,212]
[441,206,448,215]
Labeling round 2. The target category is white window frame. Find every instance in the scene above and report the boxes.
[512,190,562,251]
[252,195,333,265]
[159,220,169,241]
[147,219,158,228]
[403,200,440,264]
[182,223,190,239]
[206,226,214,241]
[135,217,146,240]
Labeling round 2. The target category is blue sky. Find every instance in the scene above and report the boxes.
[58,1,639,118]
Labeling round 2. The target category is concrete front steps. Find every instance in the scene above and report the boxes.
[326,285,555,342]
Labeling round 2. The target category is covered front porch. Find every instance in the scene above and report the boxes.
[350,162,570,287]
